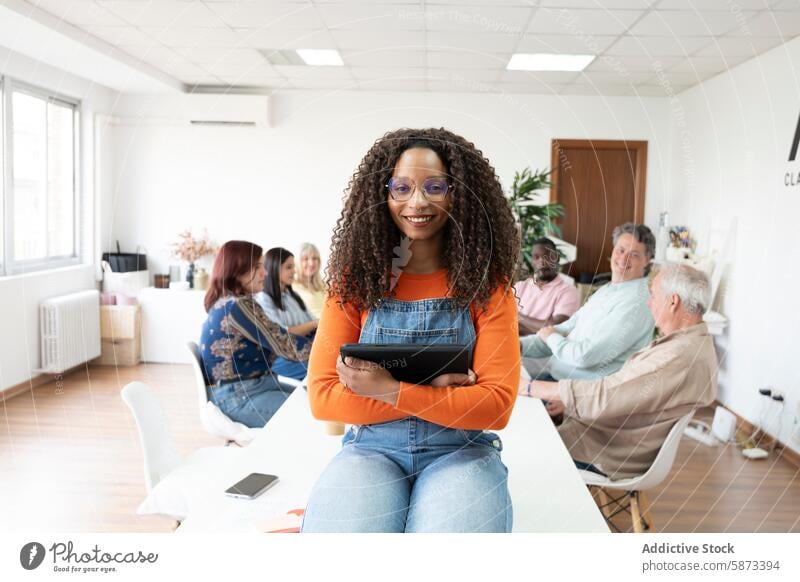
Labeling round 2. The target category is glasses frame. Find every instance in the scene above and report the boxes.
[385,176,452,202]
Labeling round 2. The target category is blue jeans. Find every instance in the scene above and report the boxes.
[271,357,308,381]
[209,374,295,428]
[302,416,512,532]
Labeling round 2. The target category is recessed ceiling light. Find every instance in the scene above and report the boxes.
[507,53,595,72]
[296,49,344,67]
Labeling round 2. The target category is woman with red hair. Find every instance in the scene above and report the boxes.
[200,240,311,428]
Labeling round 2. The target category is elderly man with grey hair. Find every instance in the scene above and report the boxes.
[521,263,718,479]
[521,223,656,400]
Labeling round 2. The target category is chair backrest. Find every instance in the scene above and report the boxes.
[186,341,211,411]
[120,381,182,492]
[634,411,695,490]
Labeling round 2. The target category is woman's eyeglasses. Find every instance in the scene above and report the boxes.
[386,177,451,201]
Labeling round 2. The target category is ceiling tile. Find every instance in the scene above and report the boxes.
[33,0,128,26]
[99,0,226,27]
[501,70,580,84]
[516,33,618,54]
[693,36,786,56]
[157,60,208,78]
[350,66,428,81]
[560,83,638,96]
[634,84,692,96]
[234,28,336,50]
[331,29,426,50]
[342,49,426,67]
[422,6,533,34]
[667,54,750,73]
[140,26,243,48]
[286,79,360,90]
[585,55,682,72]
[730,10,800,36]
[527,8,644,36]
[87,25,158,47]
[201,62,273,77]
[205,2,323,29]
[317,3,424,31]
[576,70,657,84]
[605,35,713,56]
[629,10,757,36]
[272,65,354,80]
[428,68,504,83]
[427,31,520,52]
[657,0,778,8]
[116,44,186,66]
[426,50,508,69]
[643,71,717,85]
[537,0,657,7]
[172,47,268,66]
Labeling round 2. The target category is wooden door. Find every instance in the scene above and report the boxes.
[550,139,647,280]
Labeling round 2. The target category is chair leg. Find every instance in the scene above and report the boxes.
[630,492,644,533]
[639,491,656,532]
[595,487,611,518]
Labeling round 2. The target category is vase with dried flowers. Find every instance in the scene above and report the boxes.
[171,229,216,289]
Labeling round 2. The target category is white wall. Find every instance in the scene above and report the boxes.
[107,90,672,277]
[0,45,119,391]
[669,38,800,452]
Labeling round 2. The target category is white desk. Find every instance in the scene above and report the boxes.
[168,390,607,533]
[139,287,206,363]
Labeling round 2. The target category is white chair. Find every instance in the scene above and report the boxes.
[120,381,238,524]
[186,342,305,446]
[186,341,260,446]
[579,412,695,533]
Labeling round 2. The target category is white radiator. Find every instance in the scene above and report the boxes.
[40,290,102,373]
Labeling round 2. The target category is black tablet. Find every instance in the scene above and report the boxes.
[339,343,471,385]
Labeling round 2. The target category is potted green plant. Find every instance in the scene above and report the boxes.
[508,167,565,276]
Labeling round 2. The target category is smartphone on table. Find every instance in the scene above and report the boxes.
[225,473,279,499]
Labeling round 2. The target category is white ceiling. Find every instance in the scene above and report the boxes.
[16,0,800,95]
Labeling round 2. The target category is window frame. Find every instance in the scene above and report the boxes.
[1,76,82,277]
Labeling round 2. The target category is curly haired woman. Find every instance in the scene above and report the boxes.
[302,128,521,533]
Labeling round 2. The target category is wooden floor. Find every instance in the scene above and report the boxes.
[1,364,799,533]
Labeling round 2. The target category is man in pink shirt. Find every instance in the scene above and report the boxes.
[514,238,580,336]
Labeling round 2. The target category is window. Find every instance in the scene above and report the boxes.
[1,78,80,275]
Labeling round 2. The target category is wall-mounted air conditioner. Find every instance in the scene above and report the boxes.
[181,93,269,127]
[110,93,271,128]
[182,93,270,127]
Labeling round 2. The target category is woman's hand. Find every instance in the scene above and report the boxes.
[337,356,400,406]
[289,320,318,336]
[430,369,477,388]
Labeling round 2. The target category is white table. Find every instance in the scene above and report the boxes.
[139,287,207,363]
[172,389,608,533]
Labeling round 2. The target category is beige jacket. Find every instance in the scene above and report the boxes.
[557,322,718,480]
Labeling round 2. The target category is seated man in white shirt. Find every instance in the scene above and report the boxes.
[515,238,580,336]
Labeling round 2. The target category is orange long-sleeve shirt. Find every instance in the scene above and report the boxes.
[307,270,520,430]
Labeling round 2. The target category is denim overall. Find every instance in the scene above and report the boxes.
[302,297,513,533]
